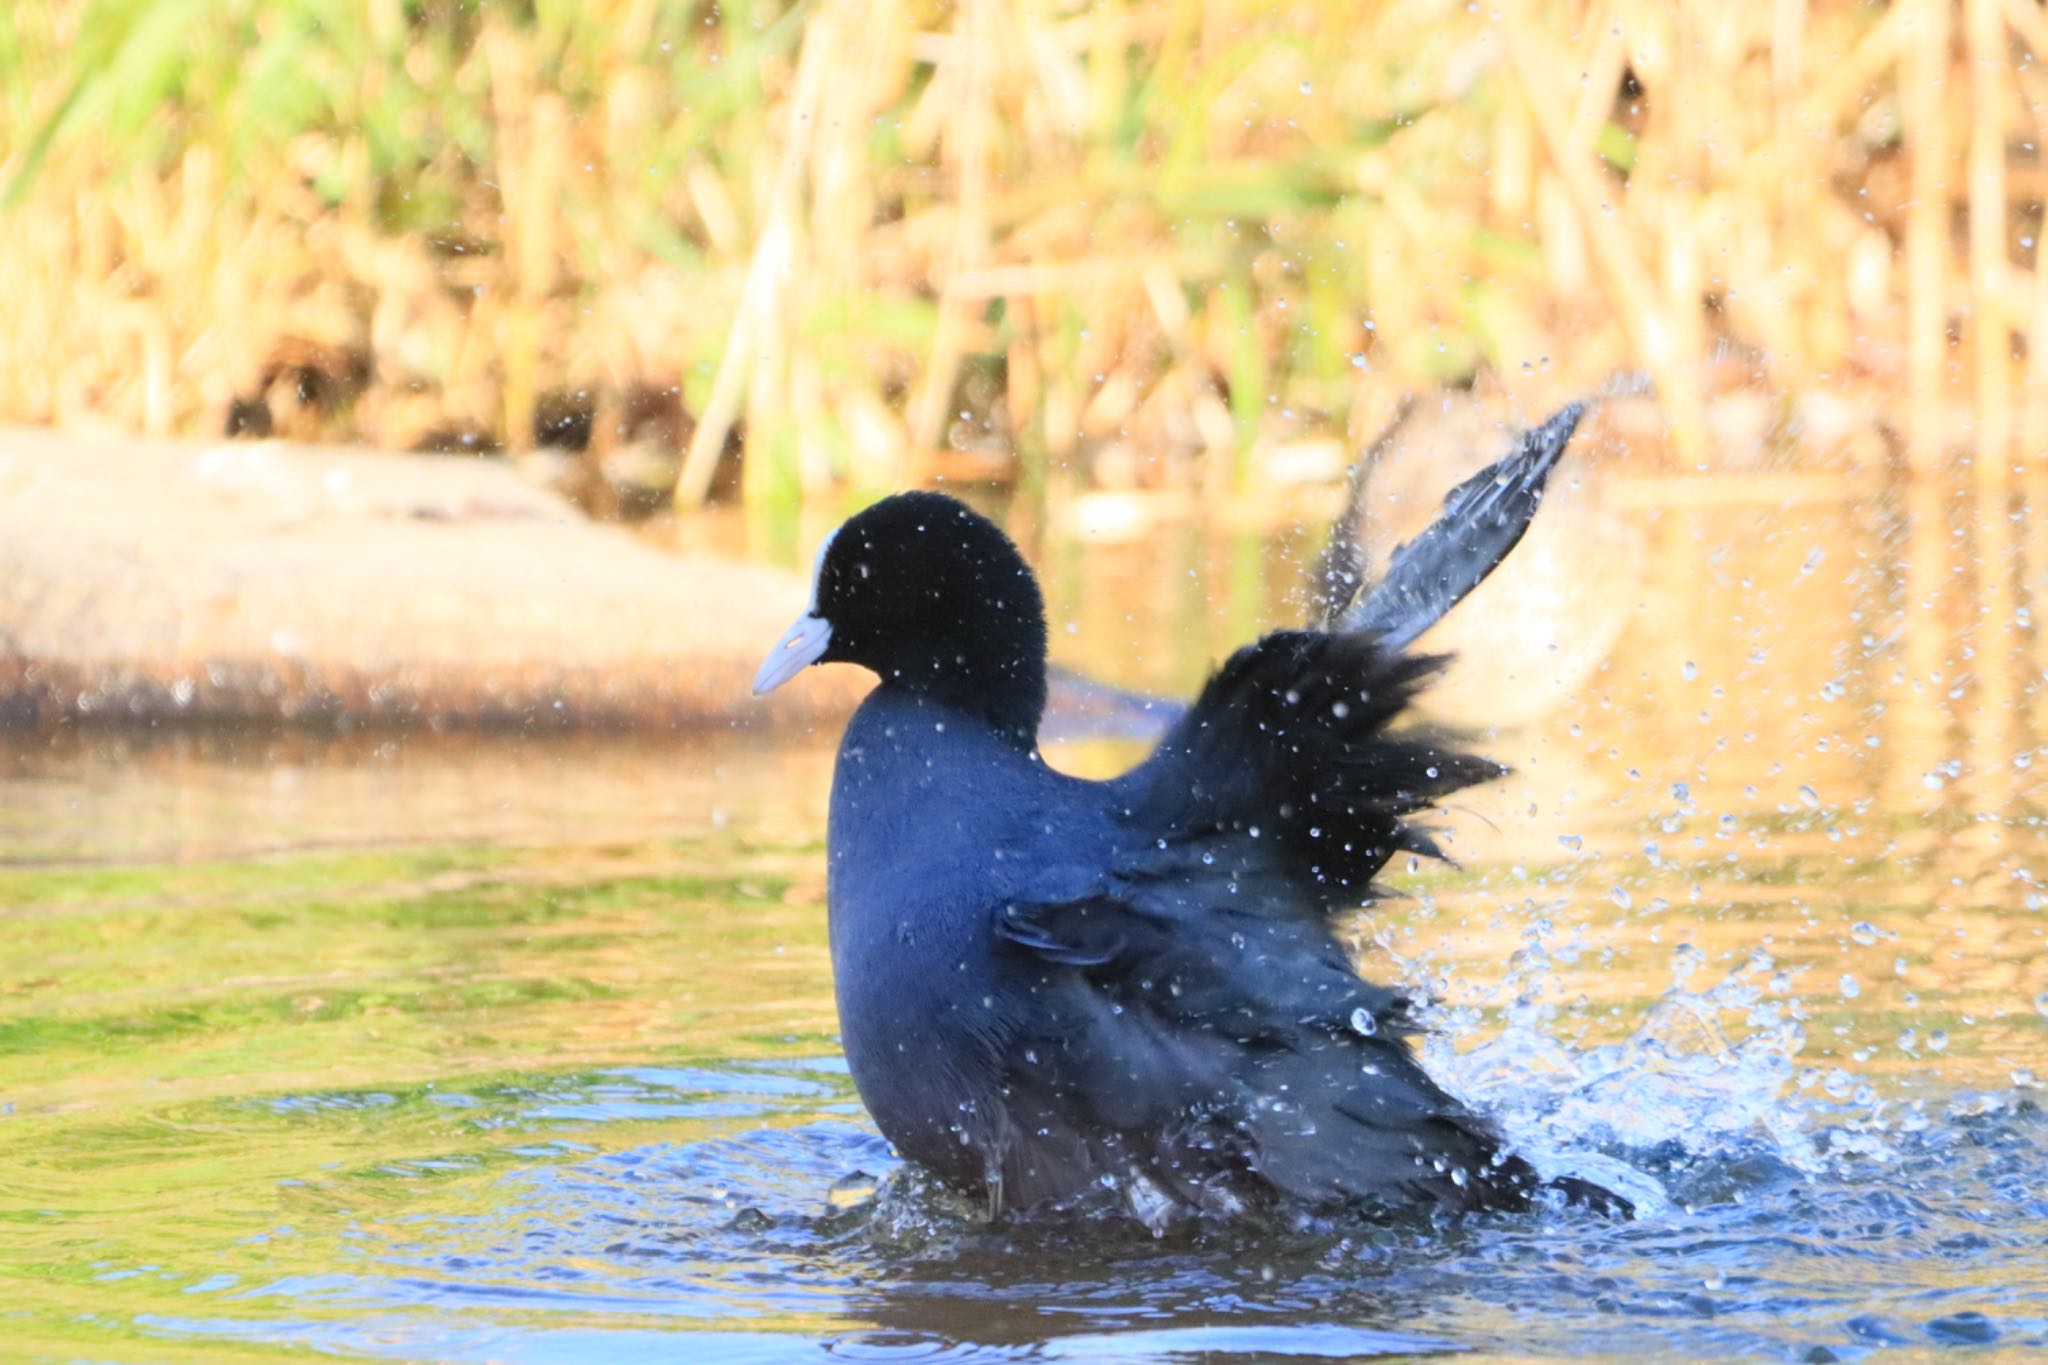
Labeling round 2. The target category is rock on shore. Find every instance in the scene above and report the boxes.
[0,428,867,730]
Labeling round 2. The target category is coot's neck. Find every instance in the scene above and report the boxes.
[871,622,1047,750]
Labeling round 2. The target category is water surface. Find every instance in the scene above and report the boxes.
[2,470,2046,1362]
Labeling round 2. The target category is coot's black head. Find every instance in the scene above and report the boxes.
[753,491,1048,745]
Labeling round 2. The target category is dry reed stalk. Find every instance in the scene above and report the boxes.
[1966,0,2013,475]
[903,0,998,475]
[486,25,566,457]
[1772,0,1807,97]
[675,0,840,507]
[1904,0,1954,474]
[1502,0,1707,469]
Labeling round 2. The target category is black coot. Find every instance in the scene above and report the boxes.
[755,403,1621,1223]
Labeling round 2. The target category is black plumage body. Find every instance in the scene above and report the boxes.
[828,643,1530,1218]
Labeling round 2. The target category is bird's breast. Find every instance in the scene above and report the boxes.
[822,691,1110,1186]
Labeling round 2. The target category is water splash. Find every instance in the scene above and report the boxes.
[1416,931,1882,1216]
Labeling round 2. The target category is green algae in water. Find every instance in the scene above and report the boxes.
[0,831,854,1363]
[1,806,2044,1363]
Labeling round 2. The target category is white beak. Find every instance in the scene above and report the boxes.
[753,613,833,695]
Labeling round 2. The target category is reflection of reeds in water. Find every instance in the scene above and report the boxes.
[1891,477,1957,816]
[1030,450,2044,854]
[1887,464,2041,835]
[5,2,2048,504]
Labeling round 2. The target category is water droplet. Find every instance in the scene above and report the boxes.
[1798,785,1820,809]
[826,1171,879,1210]
[1682,660,1699,681]
[1349,1007,1378,1037]
[1559,834,1583,851]
[1839,974,1861,999]
[1609,885,1632,911]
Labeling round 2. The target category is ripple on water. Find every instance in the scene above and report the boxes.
[20,871,2048,1365]
[144,1066,2048,1364]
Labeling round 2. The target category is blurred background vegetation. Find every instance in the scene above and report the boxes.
[2,0,2043,515]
